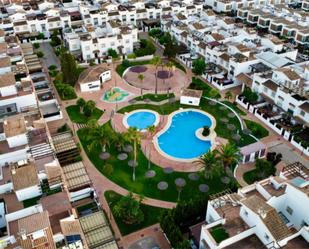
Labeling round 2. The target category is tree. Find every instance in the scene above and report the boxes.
[55,82,77,100]
[209,88,220,99]
[243,87,258,104]
[108,48,118,59]
[76,98,86,113]
[150,56,162,96]
[87,125,111,152]
[124,127,141,181]
[50,30,61,47]
[134,39,156,57]
[37,33,45,40]
[163,42,178,58]
[113,131,126,151]
[166,61,174,96]
[192,58,206,75]
[36,51,44,58]
[196,150,223,179]
[60,47,78,86]
[146,125,155,137]
[256,159,276,178]
[83,100,96,117]
[137,73,145,98]
[219,143,241,170]
[113,192,144,224]
[225,91,233,100]
[87,119,98,129]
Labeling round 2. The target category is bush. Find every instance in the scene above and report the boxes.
[57,124,70,133]
[37,33,45,40]
[127,53,136,59]
[108,48,118,59]
[50,31,61,47]
[113,193,144,225]
[148,28,162,38]
[48,65,57,71]
[103,164,114,176]
[202,126,210,136]
[36,51,44,58]
[134,39,156,57]
[33,43,40,49]
[49,70,58,77]
[243,87,258,104]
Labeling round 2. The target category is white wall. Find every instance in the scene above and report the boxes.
[0,85,17,97]
[0,93,37,112]
[7,134,28,148]
[0,148,28,166]
[80,80,100,92]
[5,204,43,223]
[15,185,42,202]
[180,96,200,106]
[69,187,93,202]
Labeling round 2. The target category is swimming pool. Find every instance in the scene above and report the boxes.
[156,110,215,160]
[124,110,159,131]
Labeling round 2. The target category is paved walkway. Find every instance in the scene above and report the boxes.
[234,162,256,187]
[39,42,61,68]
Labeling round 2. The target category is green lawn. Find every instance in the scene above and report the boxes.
[134,93,175,102]
[244,119,269,139]
[66,105,103,124]
[118,99,256,147]
[243,169,260,184]
[189,78,221,99]
[222,101,247,116]
[210,226,229,243]
[105,191,165,235]
[116,60,151,76]
[78,123,233,202]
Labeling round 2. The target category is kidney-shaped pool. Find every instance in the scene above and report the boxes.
[156,110,214,160]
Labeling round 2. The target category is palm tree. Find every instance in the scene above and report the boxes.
[151,56,162,97]
[87,125,111,152]
[195,150,223,179]
[166,61,174,97]
[114,131,126,151]
[87,119,98,129]
[84,100,96,116]
[76,97,86,113]
[137,73,145,99]
[124,127,142,181]
[218,143,241,170]
[146,125,155,137]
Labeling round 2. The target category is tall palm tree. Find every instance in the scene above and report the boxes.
[124,127,142,181]
[151,56,162,97]
[114,131,126,151]
[137,73,145,99]
[219,143,241,170]
[166,61,174,97]
[195,150,223,179]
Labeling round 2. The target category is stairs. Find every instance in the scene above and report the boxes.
[30,142,54,160]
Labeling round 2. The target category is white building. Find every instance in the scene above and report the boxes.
[199,162,309,249]
[78,64,111,92]
[180,89,203,106]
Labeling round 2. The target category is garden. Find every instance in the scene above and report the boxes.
[77,122,239,203]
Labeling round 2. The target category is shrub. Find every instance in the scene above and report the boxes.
[37,33,45,40]
[103,164,114,176]
[108,48,118,59]
[148,28,162,38]
[113,193,144,225]
[243,87,258,104]
[49,70,58,77]
[202,126,210,136]
[33,43,40,49]
[127,53,136,59]
[57,124,70,133]
[48,65,57,71]
[36,51,44,58]
[134,39,156,57]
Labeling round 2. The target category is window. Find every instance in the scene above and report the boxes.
[286,206,293,215]
[264,234,269,240]
[244,211,248,216]
[300,110,305,117]
[301,220,308,227]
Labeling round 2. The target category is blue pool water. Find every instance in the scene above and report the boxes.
[158,110,212,159]
[291,176,307,187]
[127,111,156,130]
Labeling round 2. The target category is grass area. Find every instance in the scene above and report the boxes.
[116,60,151,76]
[210,226,229,243]
[244,119,269,139]
[118,98,256,147]
[134,93,175,102]
[66,105,103,124]
[105,191,165,235]
[243,169,260,184]
[222,101,247,116]
[78,123,234,202]
[23,196,41,208]
[188,78,221,99]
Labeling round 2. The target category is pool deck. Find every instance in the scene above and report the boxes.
[112,113,227,172]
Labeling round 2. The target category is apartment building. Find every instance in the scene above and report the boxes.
[199,162,309,249]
